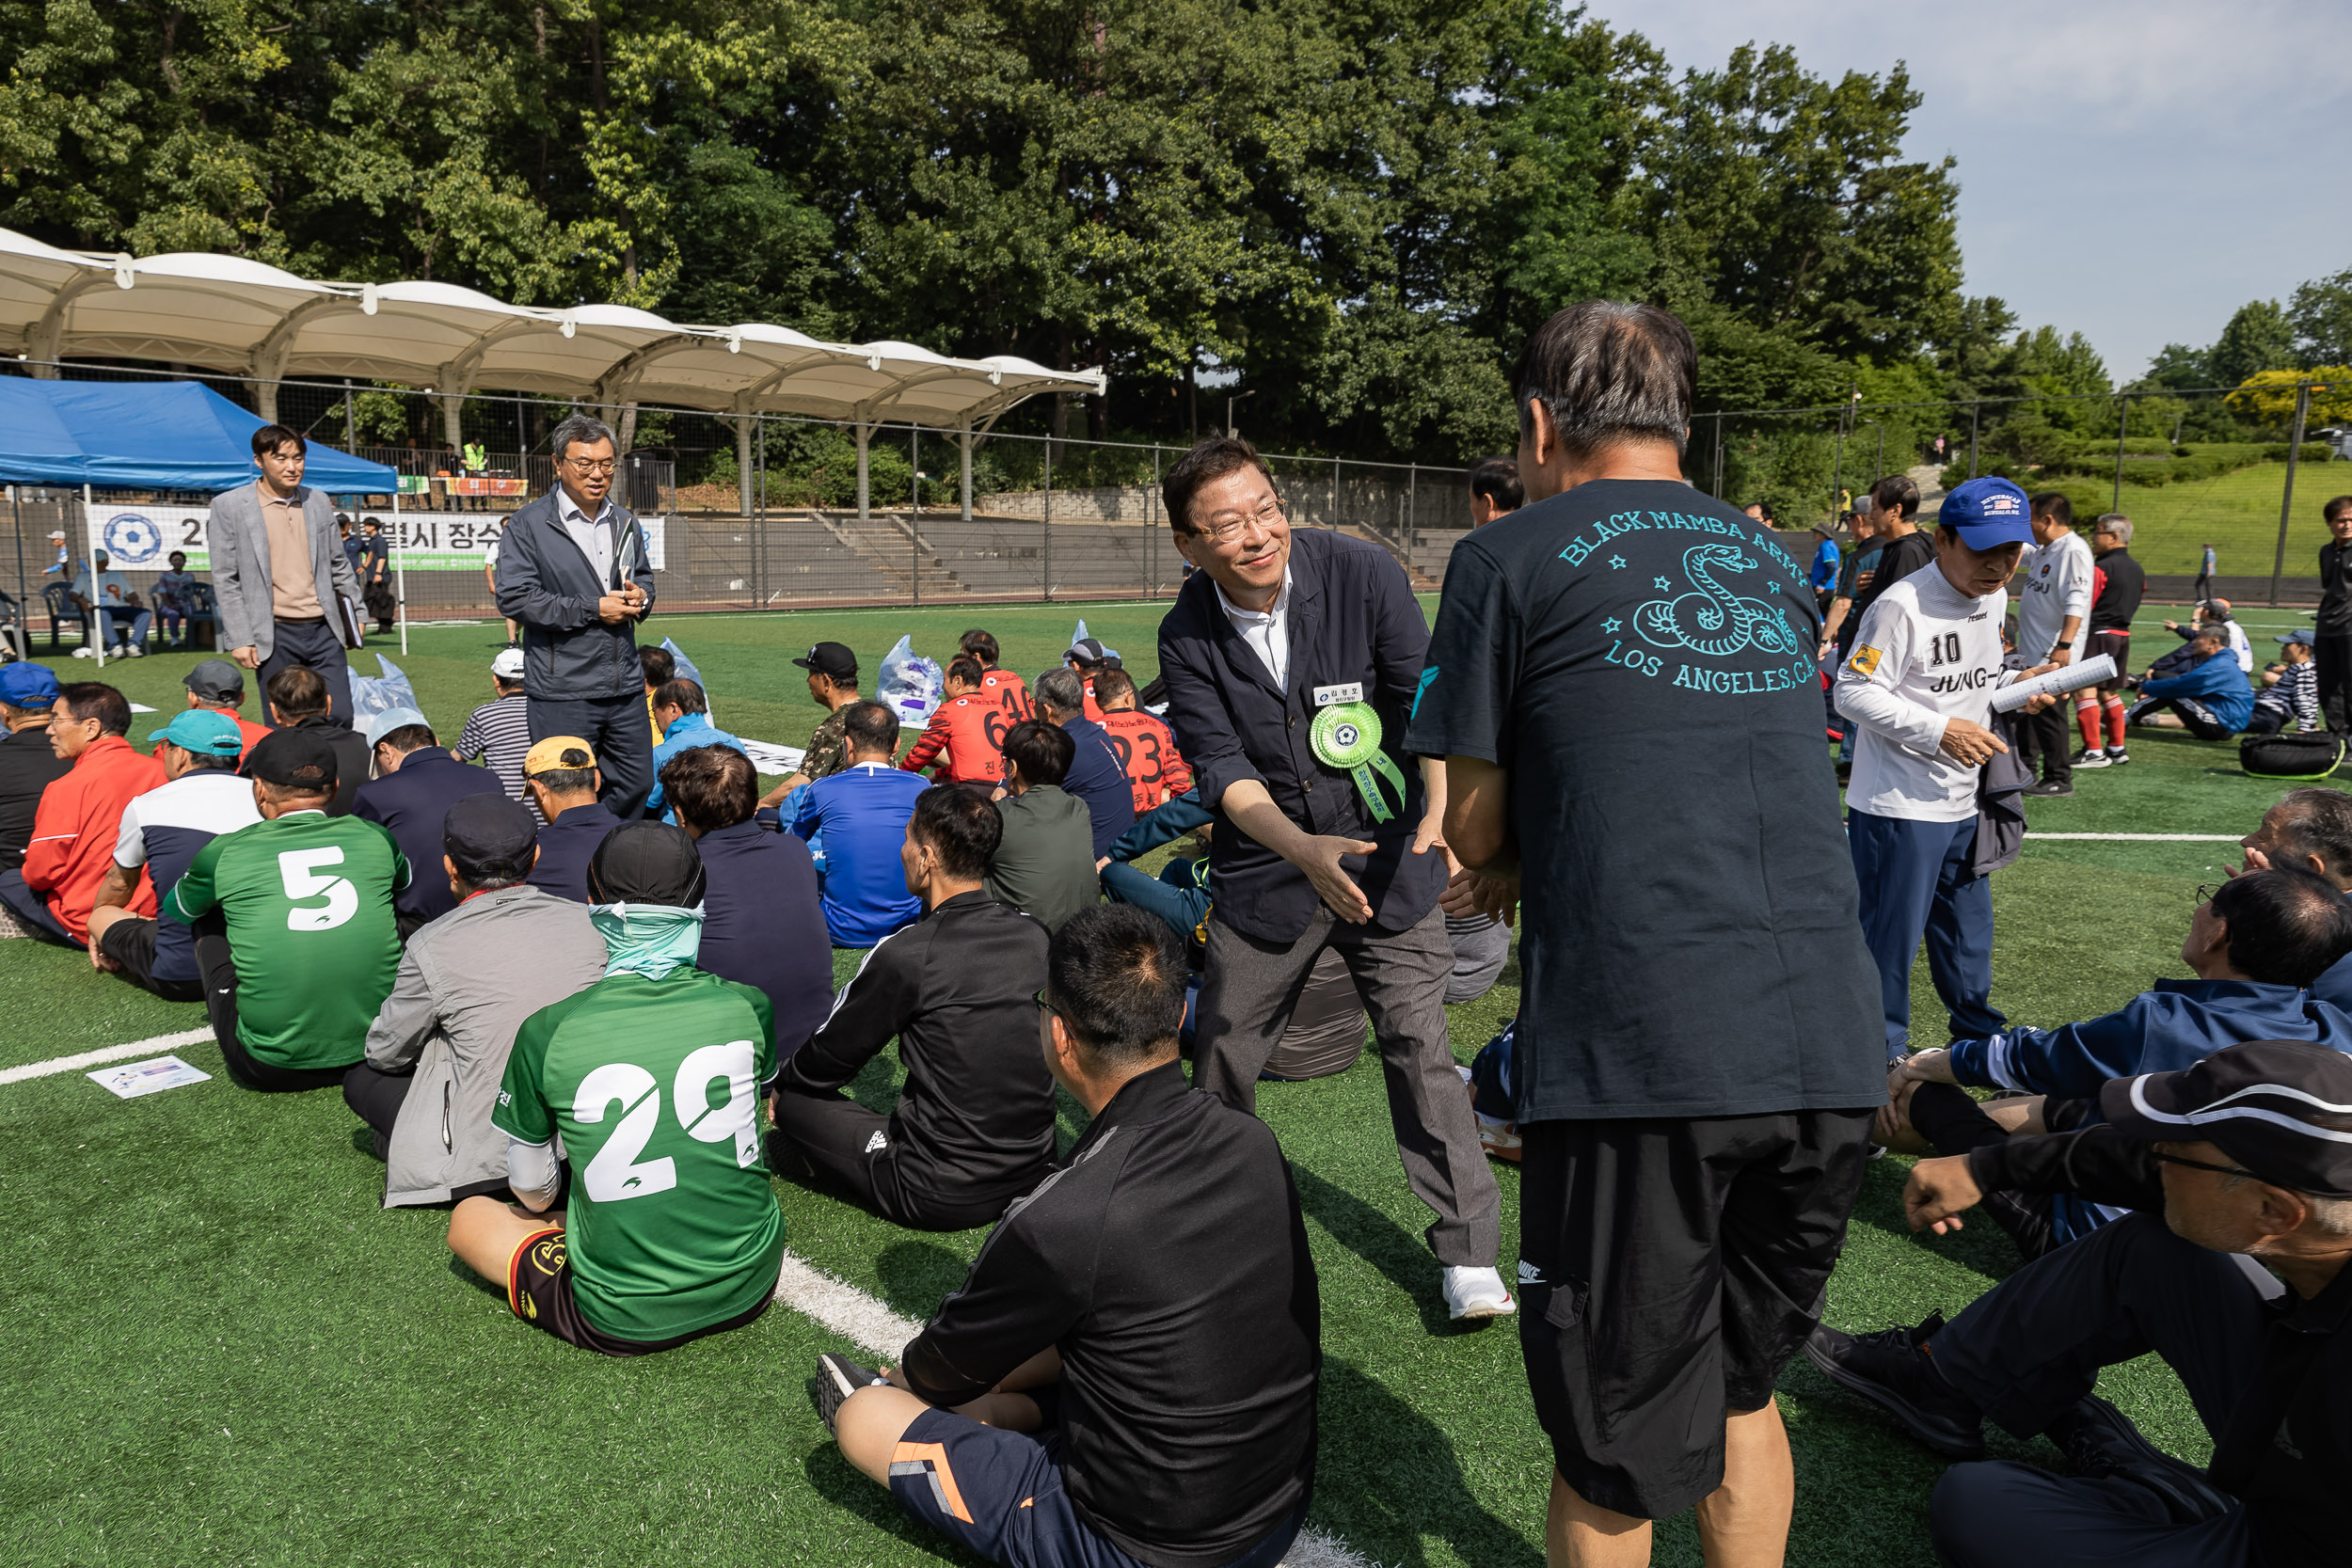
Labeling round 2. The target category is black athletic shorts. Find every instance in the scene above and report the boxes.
[96,915,204,1003]
[2083,630,2131,692]
[505,1227,771,1357]
[1518,1108,1875,1519]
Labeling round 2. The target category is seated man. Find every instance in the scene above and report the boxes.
[1890,867,2352,1256]
[645,677,748,819]
[2247,630,2321,736]
[454,646,534,804]
[791,700,928,947]
[983,720,1102,934]
[1064,633,1114,719]
[448,822,786,1355]
[898,657,1006,786]
[771,786,1054,1230]
[1032,667,1134,858]
[0,661,69,878]
[168,728,407,1091]
[0,682,161,946]
[814,904,1320,1568]
[664,744,833,1058]
[522,736,623,902]
[354,705,502,936]
[961,627,1032,726]
[1093,666,1194,813]
[86,711,262,1001]
[176,659,273,757]
[2126,625,2252,739]
[72,550,151,656]
[1806,1041,2352,1568]
[343,794,608,1207]
[262,666,371,816]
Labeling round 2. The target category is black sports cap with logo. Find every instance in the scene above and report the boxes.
[443,793,539,864]
[244,726,341,790]
[585,820,707,908]
[183,658,246,703]
[2101,1038,2352,1197]
[1068,636,1109,665]
[792,641,857,680]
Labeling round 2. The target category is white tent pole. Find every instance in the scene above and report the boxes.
[393,488,407,656]
[83,482,103,668]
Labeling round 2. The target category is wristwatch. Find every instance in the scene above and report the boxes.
[2053,640,2073,650]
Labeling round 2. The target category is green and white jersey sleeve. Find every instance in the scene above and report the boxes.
[495,969,784,1343]
[170,812,407,1070]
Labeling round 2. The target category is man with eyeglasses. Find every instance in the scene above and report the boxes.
[1155,435,1507,1325]
[1807,1039,2352,1568]
[1880,866,2352,1259]
[494,414,659,816]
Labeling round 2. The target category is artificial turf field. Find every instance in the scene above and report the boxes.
[0,594,2320,1566]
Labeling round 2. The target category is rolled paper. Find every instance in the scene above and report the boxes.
[1989,654,2117,713]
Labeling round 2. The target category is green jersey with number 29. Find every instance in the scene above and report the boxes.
[494,970,785,1343]
[168,811,406,1069]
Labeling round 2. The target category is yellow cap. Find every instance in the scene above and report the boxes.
[522,736,598,777]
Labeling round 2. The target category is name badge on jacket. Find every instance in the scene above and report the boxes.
[1312,682,1363,708]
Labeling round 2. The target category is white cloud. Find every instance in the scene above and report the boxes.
[1597,0,2352,377]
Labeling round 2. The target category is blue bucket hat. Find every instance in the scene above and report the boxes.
[1937,477,2036,549]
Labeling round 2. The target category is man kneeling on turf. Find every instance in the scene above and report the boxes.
[770,785,1056,1231]
[815,904,1321,1568]
[448,821,785,1355]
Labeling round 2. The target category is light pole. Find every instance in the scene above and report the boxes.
[1226,389,1258,439]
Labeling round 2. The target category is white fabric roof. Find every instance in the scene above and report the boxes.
[0,227,1104,429]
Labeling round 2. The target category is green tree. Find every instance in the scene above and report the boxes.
[2289,269,2352,371]
[2207,298,2298,389]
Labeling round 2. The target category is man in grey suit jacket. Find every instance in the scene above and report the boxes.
[494,413,658,816]
[212,424,365,726]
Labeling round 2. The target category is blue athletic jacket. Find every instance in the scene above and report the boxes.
[1948,976,2352,1099]
[2138,648,2253,732]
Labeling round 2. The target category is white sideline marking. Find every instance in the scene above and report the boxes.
[0,1028,215,1086]
[2026,832,2241,842]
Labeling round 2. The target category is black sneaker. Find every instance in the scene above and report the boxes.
[2022,779,2075,798]
[1804,1314,1985,1459]
[2046,1396,2235,1526]
[2106,746,2131,766]
[813,1352,887,1436]
[2072,747,2112,769]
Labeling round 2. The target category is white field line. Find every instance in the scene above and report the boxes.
[2025,832,2241,842]
[0,1027,215,1085]
[11,1026,1379,1568]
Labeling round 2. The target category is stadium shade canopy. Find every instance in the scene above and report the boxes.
[0,225,1104,433]
[0,377,397,493]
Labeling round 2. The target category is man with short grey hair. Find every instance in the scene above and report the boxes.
[493,414,658,816]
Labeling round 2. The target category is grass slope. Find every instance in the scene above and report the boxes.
[0,594,2303,1565]
[2081,459,2352,578]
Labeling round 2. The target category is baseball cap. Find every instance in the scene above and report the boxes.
[586,820,707,908]
[523,736,597,777]
[146,709,244,757]
[792,641,857,679]
[0,661,61,710]
[444,792,538,864]
[45,530,64,541]
[2101,1039,2352,1198]
[2277,630,2316,648]
[364,705,431,748]
[245,726,340,789]
[1067,636,1109,664]
[183,658,246,703]
[491,646,527,680]
[1937,477,2035,549]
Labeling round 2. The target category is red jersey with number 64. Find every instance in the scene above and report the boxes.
[1098,708,1194,812]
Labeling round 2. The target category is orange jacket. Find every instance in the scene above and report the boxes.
[1098,708,1194,813]
[23,734,162,941]
[900,693,1007,784]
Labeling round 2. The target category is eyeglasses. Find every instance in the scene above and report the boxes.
[562,457,618,476]
[1188,499,1284,546]
[2150,1148,2256,1180]
[2194,882,2222,906]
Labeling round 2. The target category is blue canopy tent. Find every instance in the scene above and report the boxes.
[0,378,406,663]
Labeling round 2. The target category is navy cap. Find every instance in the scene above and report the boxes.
[2277,630,2315,648]
[1937,477,2036,549]
[443,792,538,864]
[0,661,62,710]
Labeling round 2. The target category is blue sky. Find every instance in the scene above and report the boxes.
[1601,0,2352,381]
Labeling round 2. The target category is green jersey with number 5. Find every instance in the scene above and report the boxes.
[494,971,784,1342]
[168,811,407,1069]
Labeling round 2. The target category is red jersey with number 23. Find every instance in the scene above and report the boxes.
[1098,708,1193,812]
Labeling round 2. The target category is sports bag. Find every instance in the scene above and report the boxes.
[2240,731,2345,780]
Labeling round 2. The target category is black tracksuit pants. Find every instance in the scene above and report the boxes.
[769,1088,1035,1233]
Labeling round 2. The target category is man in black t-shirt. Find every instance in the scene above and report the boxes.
[1846,474,1933,632]
[2313,496,2352,732]
[1407,301,1883,1564]
[2074,515,2147,768]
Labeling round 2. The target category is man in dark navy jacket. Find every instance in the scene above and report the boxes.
[520,736,622,903]
[1033,666,1136,858]
[1156,436,1506,1324]
[663,742,833,1059]
[354,706,502,937]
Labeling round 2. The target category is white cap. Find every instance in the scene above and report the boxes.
[492,646,527,679]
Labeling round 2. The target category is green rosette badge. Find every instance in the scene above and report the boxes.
[1311,702,1409,823]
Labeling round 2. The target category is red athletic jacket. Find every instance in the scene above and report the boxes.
[901,693,1007,784]
[1098,708,1194,813]
[980,669,1033,725]
[23,735,162,941]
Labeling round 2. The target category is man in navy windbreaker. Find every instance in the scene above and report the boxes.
[2124,625,2252,739]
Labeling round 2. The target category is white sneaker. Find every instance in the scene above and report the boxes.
[122,643,144,657]
[71,646,93,658]
[1442,1264,1517,1321]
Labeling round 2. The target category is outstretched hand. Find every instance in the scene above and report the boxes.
[1293,833,1377,925]
[1441,864,1518,927]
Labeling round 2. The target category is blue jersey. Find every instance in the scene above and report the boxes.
[791,762,929,946]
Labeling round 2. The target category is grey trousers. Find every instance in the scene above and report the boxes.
[1196,903,1501,1267]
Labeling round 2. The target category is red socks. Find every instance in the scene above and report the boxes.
[2104,698,2127,749]
[2077,701,2104,752]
